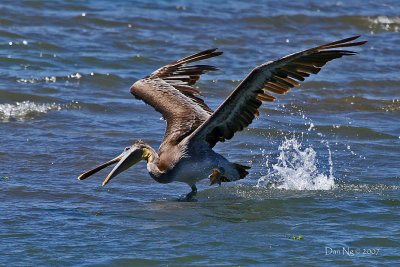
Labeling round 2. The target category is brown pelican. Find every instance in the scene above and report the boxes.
[78,36,366,200]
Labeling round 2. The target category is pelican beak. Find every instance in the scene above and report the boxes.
[77,155,122,181]
[102,148,145,186]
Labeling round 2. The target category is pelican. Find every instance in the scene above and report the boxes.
[78,36,366,200]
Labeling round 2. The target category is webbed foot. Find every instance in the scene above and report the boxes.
[209,169,224,185]
[178,185,197,202]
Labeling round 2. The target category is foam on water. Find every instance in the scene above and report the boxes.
[257,137,336,190]
[368,15,400,32]
[0,101,61,121]
[17,73,83,83]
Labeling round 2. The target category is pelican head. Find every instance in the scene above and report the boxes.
[78,140,154,186]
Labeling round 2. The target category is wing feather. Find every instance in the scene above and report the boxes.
[187,36,367,148]
[130,49,222,153]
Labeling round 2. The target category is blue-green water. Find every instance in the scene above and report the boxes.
[1,0,399,266]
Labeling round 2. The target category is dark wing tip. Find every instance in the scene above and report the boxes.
[356,40,368,45]
[317,35,367,51]
[204,47,219,53]
[173,48,223,65]
[204,48,223,54]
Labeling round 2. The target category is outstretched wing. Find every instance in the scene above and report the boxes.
[130,48,222,153]
[188,36,367,148]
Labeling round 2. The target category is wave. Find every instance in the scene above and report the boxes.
[315,125,397,140]
[0,101,70,122]
[16,73,83,84]
[281,96,400,113]
[367,16,400,32]
[241,15,400,33]
[16,72,125,86]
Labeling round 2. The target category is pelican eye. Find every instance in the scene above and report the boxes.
[124,147,130,151]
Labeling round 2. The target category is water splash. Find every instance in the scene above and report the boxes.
[257,137,335,190]
[0,101,62,122]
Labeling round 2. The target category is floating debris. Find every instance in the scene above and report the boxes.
[289,235,303,240]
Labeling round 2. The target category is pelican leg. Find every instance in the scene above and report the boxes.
[187,185,197,199]
[179,185,198,202]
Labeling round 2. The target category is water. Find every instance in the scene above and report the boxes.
[257,137,336,190]
[1,0,399,265]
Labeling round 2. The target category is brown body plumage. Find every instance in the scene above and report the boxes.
[78,36,366,200]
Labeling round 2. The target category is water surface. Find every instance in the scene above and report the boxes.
[1,0,399,266]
